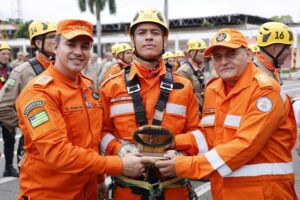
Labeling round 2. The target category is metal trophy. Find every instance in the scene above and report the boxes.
[133,125,174,161]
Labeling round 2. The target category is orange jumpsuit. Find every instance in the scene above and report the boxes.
[100,60,204,200]
[16,64,122,200]
[174,63,297,200]
[103,60,128,81]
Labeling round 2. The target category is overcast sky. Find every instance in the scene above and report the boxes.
[1,0,300,24]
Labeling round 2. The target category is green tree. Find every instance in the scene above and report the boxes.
[13,21,32,39]
[78,0,116,57]
[271,15,294,24]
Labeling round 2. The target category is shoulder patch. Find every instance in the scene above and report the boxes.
[24,100,45,116]
[24,101,56,140]
[6,77,16,87]
[254,74,273,88]
[28,110,50,128]
[34,75,53,86]
[256,97,273,112]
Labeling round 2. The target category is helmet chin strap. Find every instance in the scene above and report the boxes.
[36,35,55,61]
[260,46,286,68]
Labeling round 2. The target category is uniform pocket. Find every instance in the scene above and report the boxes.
[222,184,264,200]
[64,109,86,146]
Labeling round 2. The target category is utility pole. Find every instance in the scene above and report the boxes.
[164,0,169,25]
[17,0,23,20]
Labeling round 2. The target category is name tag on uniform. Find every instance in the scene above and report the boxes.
[202,108,216,114]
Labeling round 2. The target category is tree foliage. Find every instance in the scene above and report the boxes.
[271,15,294,24]
[13,21,32,39]
[78,0,116,56]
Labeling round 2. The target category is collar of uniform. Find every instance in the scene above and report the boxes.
[128,59,166,81]
[48,64,84,88]
[36,53,53,70]
[256,52,275,71]
[213,62,256,98]
[117,59,129,67]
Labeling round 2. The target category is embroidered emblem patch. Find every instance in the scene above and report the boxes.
[6,77,16,87]
[256,97,272,112]
[23,100,44,115]
[28,110,49,128]
[216,32,227,42]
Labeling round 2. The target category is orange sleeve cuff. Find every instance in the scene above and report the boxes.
[106,139,124,155]
[104,155,123,176]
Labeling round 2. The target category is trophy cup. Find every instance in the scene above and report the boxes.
[133,125,174,161]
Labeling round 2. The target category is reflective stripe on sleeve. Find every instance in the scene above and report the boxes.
[192,130,208,154]
[166,103,186,117]
[224,162,293,177]
[205,148,227,169]
[110,103,134,117]
[100,133,116,155]
[200,115,215,126]
[224,114,241,128]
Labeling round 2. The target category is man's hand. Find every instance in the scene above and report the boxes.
[155,157,176,178]
[121,152,154,177]
[97,182,107,200]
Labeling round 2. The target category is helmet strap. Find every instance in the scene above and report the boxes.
[260,46,286,68]
[35,35,55,61]
[192,50,199,63]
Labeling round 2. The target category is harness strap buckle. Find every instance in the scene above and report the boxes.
[160,81,173,91]
[127,84,140,94]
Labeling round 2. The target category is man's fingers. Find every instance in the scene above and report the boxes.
[132,152,143,157]
[155,160,169,168]
[141,157,155,164]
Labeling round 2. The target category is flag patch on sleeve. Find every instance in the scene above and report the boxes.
[28,110,49,128]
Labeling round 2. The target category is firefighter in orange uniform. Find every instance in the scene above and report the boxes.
[104,43,133,79]
[156,28,297,200]
[255,22,294,85]
[15,19,150,200]
[100,8,203,200]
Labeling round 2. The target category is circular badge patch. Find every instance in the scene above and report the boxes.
[216,32,227,42]
[256,97,272,112]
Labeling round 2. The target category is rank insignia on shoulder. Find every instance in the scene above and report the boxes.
[35,75,53,85]
[6,77,16,87]
[256,74,270,83]
[23,100,44,116]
